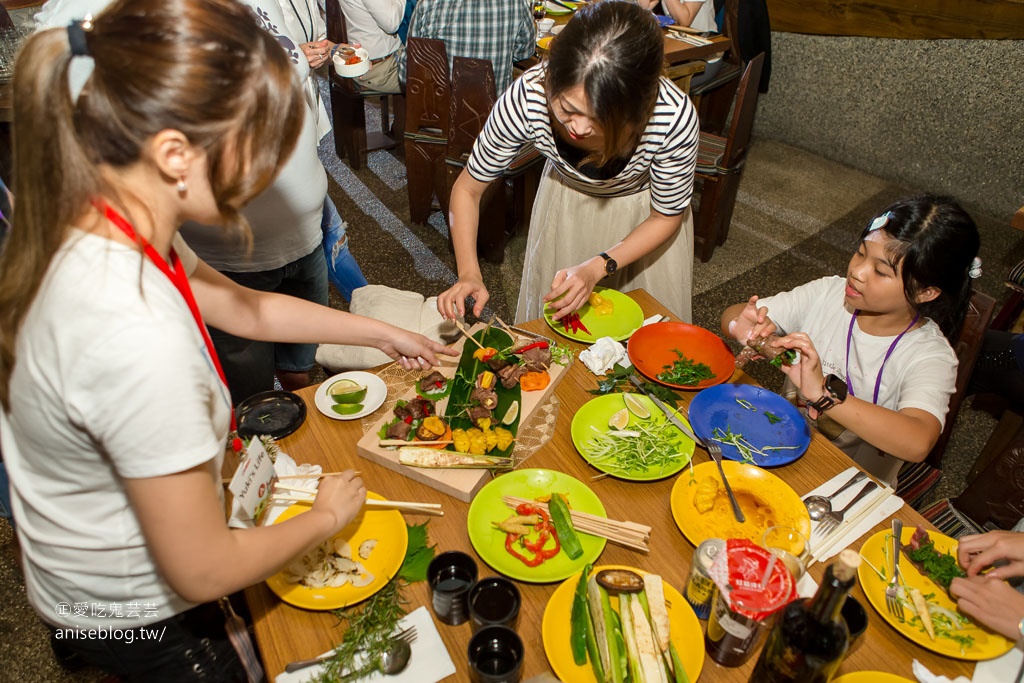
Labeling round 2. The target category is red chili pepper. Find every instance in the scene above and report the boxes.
[434,380,444,388]
[565,313,591,335]
[231,437,243,453]
[522,526,549,553]
[515,341,550,354]
[403,415,413,424]
[505,533,546,567]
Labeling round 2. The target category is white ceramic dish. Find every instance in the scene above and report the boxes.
[332,47,370,78]
[550,24,565,35]
[314,371,387,421]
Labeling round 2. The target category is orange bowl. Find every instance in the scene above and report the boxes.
[627,321,736,390]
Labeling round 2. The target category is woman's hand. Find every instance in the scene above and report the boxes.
[957,530,1024,579]
[543,258,604,321]
[301,39,337,69]
[774,332,825,398]
[311,470,367,535]
[377,329,458,371]
[949,575,1024,641]
[437,276,490,320]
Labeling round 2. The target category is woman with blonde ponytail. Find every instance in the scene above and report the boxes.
[0,1,452,679]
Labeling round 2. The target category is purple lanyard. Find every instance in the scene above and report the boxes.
[844,310,920,404]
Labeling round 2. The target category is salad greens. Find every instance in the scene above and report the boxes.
[656,348,715,386]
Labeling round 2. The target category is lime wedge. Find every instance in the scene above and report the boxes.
[608,407,630,430]
[331,403,364,415]
[501,400,520,425]
[328,379,367,404]
[623,393,650,419]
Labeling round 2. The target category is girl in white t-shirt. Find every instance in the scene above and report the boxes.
[721,195,982,485]
[0,1,452,680]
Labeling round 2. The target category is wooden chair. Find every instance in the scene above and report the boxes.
[896,290,996,507]
[442,56,542,263]
[689,0,743,134]
[403,37,450,225]
[326,0,402,170]
[692,52,763,262]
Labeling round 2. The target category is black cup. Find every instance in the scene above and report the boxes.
[841,595,868,652]
[467,625,524,683]
[427,551,478,626]
[469,577,521,633]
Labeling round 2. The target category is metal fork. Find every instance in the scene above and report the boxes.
[706,441,746,523]
[816,480,878,536]
[283,625,418,673]
[886,519,905,622]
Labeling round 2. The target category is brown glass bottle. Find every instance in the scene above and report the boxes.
[748,549,861,683]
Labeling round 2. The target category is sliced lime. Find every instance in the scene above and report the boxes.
[331,402,364,415]
[608,407,630,430]
[623,393,651,419]
[328,378,367,404]
[501,400,520,425]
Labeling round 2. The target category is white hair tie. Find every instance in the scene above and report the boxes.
[969,257,983,279]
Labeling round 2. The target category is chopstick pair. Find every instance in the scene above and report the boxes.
[271,483,444,516]
[502,495,651,553]
[221,471,360,486]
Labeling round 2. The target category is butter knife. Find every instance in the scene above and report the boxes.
[627,374,703,446]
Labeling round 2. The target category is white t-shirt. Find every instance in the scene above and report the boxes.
[758,276,957,485]
[665,0,717,33]
[340,0,404,61]
[36,0,328,273]
[0,232,231,628]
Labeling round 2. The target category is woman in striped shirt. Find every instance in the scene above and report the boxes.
[437,0,699,323]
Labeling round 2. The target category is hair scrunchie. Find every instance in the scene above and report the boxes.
[67,17,93,57]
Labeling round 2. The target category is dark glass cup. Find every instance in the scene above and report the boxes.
[469,577,521,633]
[427,551,478,626]
[467,625,524,683]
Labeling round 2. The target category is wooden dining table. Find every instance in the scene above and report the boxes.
[243,289,978,682]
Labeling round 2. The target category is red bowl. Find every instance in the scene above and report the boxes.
[627,322,736,390]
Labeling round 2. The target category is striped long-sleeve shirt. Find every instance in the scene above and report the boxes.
[466,65,700,215]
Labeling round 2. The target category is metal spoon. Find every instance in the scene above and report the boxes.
[803,470,867,521]
[379,636,412,675]
[283,633,413,675]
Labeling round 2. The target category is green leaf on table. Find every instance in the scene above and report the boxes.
[399,521,435,583]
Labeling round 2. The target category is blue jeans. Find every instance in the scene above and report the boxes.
[321,196,368,302]
[0,460,12,529]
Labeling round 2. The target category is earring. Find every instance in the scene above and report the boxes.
[177,177,187,195]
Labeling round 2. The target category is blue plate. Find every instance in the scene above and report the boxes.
[655,15,675,28]
[687,384,810,466]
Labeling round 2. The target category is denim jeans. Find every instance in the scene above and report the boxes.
[321,196,368,302]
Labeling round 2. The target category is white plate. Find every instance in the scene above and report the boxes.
[551,24,564,35]
[314,371,387,421]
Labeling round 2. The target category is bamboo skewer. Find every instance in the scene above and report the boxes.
[269,491,445,516]
[453,320,486,350]
[378,439,456,447]
[221,471,360,485]
[502,495,651,552]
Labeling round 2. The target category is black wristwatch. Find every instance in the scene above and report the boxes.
[807,374,848,416]
[599,252,617,278]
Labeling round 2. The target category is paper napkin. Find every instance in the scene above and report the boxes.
[275,606,456,683]
[579,337,630,375]
[804,467,904,565]
[227,453,322,529]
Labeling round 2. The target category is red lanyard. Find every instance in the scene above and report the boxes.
[97,201,237,438]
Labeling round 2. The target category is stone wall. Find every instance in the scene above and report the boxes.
[753,32,1024,219]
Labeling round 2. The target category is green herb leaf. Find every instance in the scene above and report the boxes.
[399,522,435,583]
[656,348,716,386]
[764,411,782,424]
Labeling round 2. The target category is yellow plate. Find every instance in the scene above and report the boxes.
[833,674,915,683]
[265,493,408,610]
[670,460,811,546]
[542,565,704,683]
[857,528,1014,660]
[537,36,553,50]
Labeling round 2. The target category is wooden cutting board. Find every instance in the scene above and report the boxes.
[355,324,567,502]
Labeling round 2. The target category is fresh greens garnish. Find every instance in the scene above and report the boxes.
[906,541,966,591]
[769,348,799,367]
[656,348,715,386]
[588,363,681,408]
[765,411,782,424]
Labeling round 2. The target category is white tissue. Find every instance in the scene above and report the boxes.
[579,337,630,375]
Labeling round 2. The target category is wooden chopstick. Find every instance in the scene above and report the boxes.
[453,320,486,350]
[270,491,444,515]
[502,496,650,552]
[221,471,360,485]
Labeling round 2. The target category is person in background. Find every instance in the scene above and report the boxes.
[952,521,1024,642]
[36,0,348,401]
[339,0,405,94]
[437,1,699,324]
[278,0,369,302]
[400,0,536,96]
[721,195,982,486]
[659,0,717,31]
[0,1,452,680]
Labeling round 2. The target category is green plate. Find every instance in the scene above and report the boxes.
[542,1,574,16]
[543,287,645,344]
[571,393,696,480]
[467,469,607,583]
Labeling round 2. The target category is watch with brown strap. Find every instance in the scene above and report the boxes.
[807,374,847,419]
